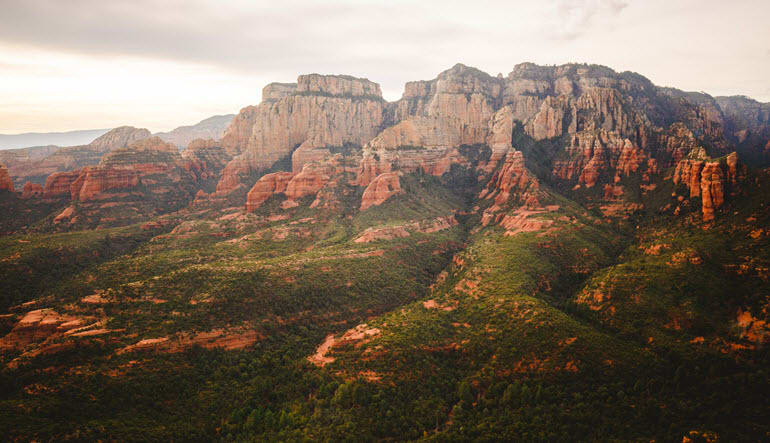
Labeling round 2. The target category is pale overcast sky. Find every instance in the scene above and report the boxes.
[0,0,768,133]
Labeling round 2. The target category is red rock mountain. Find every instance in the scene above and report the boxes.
[229,63,758,223]
[8,62,768,228]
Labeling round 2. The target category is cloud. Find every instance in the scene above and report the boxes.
[0,0,768,132]
[0,0,469,78]
[544,0,628,40]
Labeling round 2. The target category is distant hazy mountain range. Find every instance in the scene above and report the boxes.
[0,114,235,151]
[155,114,235,148]
[0,129,110,150]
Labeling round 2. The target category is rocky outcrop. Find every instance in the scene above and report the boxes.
[245,172,293,211]
[394,64,502,141]
[69,167,140,201]
[284,162,335,201]
[216,75,387,194]
[262,83,296,102]
[297,74,381,97]
[673,151,745,221]
[360,172,402,210]
[88,126,151,152]
[480,150,540,226]
[220,105,259,157]
[43,171,81,198]
[699,162,725,221]
[181,138,232,181]
[21,181,43,198]
[0,309,86,351]
[244,153,360,212]
[155,114,234,148]
[553,130,651,188]
[0,163,13,191]
[354,216,458,243]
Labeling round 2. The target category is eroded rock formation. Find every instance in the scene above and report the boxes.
[245,172,293,211]
[21,181,43,198]
[673,151,745,221]
[216,75,387,194]
[360,172,402,211]
[0,163,13,191]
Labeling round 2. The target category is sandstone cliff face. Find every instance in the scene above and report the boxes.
[216,75,387,194]
[70,167,140,202]
[699,162,725,221]
[673,151,745,221]
[553,130,652,188]
[21,181,43,198]
[357,144,467,187]
[394,64,501,138]
[43,171,81,199]
[0,164,13,191]
[44,137,199,226]
[88,126,152,152]
[245,172,293,211]
[479,150,540,226]
[262,83,297,102]
[220,105,259,157]
[360,172,402,211]
[223,63,766,215]
[244,155,359,212]
[524,88,645,142]
[155,114,234,148]
[181,138,232,181]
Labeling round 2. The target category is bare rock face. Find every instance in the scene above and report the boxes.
[350,64,508,188]
[479,150,540,226]
[181,138,232,181]
[155,114,234,148]
[0,163,13,191]
[262,82,297,102]
[297,74,381,97]
[245,172,293,211]
[88,126,152,152]
[700,162,725,221]
[553,130,650,188]
[21,181,43,198]
[525,88,643,142]
[357,143,467,187]
[482,106,516,172]
[284,162,335,201]
[70,167,140,202]
[394,64,502,140]
[220,105,260,157]
[673,148,708,198]
[43,171,81,199]
[42,136,198,227]
[216,75,387,194]
[672,150,745,221]
[0,309,84,352]
[360,172,402,211]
